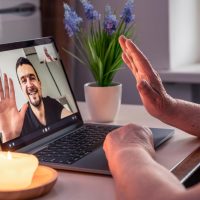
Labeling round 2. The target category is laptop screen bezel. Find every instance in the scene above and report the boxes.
[0,36,84,151]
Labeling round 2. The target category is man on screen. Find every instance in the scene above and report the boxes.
[0,57,72,143]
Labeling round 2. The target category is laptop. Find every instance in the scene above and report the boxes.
[0,37,174,175]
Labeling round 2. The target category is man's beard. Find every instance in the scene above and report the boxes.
[29,96,42,107]
[27,87,42,107]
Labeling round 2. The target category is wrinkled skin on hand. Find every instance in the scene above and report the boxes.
[103,123,155,162]
[118,35,176,120]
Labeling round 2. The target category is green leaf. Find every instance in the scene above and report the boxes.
[63,3,136,86]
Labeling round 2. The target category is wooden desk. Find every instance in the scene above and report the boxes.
[38,102,200,200]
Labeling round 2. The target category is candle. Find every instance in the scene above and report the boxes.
[0,152,38,190]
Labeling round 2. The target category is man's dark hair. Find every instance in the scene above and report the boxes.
[16,57,40,82]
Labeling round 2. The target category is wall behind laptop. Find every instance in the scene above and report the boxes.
[0,0,41,44]
[72,0,200,104]
[72,0,169,105]
[40,0,200,105]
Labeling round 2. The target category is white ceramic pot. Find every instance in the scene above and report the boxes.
[84,82,122,122]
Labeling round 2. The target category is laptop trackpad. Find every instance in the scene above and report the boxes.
[72,147,110,175]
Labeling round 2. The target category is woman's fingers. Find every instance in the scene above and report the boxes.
[120,35,161,86]
[118,35,126,51]
[119,35,154,76]
[125,39,154,75]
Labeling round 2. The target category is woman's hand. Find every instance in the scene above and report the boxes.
[103,123,155,171]
[119,35,176,121]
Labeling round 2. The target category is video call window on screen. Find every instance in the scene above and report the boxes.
[0,43,77,143]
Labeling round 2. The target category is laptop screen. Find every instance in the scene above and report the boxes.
[0,37,82,150]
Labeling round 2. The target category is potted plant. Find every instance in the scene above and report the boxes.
[63,0,135,122]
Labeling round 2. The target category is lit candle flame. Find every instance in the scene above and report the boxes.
[7,151,12,160]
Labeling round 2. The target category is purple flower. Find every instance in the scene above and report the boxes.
[104,5,118,35]
[121,0,135,24]
[80,0,100,20]
[63,3,82,37]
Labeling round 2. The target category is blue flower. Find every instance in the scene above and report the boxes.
[63,1,136,86]
[80,0,100,20]
[121,0,135,24]
[104,5,118,35]
[63,3,82,37]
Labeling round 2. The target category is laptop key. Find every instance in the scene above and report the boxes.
[35,124,118,165]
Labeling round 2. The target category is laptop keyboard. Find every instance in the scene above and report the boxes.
[34,124,118,165]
